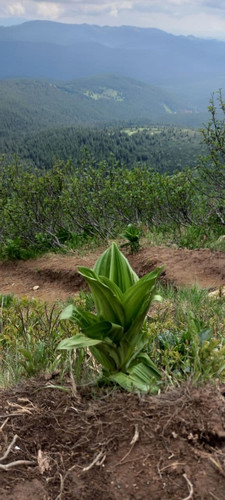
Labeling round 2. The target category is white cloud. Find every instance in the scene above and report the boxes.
[110,8,118,17]
[0,0,225,40]
[7,3,25,17]
[36,1,63,19]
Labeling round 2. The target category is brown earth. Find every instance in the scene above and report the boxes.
[0,245,225,302]
[1,381,225,500]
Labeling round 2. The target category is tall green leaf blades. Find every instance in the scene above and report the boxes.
[58,243,163,392]
[93,242,138,292]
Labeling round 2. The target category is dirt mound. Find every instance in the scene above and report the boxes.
[0,381,225,499]
[0,245,225,302]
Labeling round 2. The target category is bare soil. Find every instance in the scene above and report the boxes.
[1,381,225,499]
[0,245,225,302]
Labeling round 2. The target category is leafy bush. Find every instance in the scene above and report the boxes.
[0,238,35,260]
[0,147,224,259]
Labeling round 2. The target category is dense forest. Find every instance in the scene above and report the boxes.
[1,125,205,173]
[0,76,209,138]
[0,76,185,134]
[0,76,210,173]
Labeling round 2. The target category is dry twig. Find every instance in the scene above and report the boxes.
[69,352,81,401]
[182,473,194,500]
[0,418,9,431]
[0,460,35,471]
[82,450,105,472]
[0,433,36,471]
[0,434,18,462]
[114,424,139,466]
[209,491,221,500]
[159,462,186,472]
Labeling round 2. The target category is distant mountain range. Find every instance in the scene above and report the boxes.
[0,21,224,110]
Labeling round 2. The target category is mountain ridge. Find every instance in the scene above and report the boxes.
[0,20,224,108]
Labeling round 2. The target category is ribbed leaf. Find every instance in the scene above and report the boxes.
[130,354,161,379]
[98,275,124,301]
[93,242,138,292]
[122,333,149,370]
[123,267,163,326]
[78,266,125,325]
[106,323,125,346]
[108,371,150,393]
[84,321,124,343]
[57,334,102,350]
[108,372,143,392]
[128,352,161,378]
[60,305,98,329]
[118,294,157,366]
[90,344,119,371]
[60,304,74,320]
[109,359,161,392]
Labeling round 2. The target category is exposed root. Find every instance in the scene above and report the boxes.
[0,434,18,462]
[82,450,106,472]
[0,460,35,471]
[182,473,194,500]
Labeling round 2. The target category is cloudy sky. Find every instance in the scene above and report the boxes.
[0,0,225,40]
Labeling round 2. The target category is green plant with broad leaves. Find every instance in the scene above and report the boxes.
[121,224,141,253]
[58,242,163,392]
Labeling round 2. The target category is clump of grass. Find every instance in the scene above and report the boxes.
[0,295,94,388]
[147,283,225,383]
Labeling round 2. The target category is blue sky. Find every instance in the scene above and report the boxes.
[0,0,225,40]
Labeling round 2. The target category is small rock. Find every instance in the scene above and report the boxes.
[208,286,225,298]
[32,285,40,291]
[216,235,225,243]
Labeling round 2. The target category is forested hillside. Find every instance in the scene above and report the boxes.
[0,75,193,135]
[0,73,208,171]
[1,125,205,173]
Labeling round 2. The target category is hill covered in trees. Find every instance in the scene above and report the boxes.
[0,74,207,172]
[0,21,224,110]
[1,125,205,173]
[0,75,195,136]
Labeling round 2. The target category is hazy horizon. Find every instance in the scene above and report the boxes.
[0,17,224,44]
[1,0,225,41]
